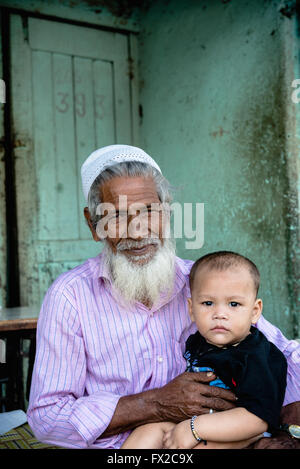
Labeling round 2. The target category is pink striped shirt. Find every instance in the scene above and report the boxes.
[27,254,300,449]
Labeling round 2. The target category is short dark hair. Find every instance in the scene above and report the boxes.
[189,251,260,297]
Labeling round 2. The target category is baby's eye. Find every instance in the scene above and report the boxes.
[202,301,213,306]
[229,301,240,307]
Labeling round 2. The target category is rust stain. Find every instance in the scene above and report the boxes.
[210,127,229,138]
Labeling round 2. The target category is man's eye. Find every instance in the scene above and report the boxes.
[229,302,240,307]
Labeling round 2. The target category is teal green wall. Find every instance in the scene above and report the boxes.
[138,0,299,337]
[0,0,298,337]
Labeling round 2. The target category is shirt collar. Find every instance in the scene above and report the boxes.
[96,251,112,282]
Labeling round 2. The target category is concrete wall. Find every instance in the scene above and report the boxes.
[138,0,299,337]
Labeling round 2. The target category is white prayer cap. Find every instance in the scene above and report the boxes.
[81,144,162,201]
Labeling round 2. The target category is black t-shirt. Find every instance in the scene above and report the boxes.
[184,326,287,431]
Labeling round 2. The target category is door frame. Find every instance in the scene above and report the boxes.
[0,5,139,307]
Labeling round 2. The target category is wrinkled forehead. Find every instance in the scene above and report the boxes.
[100,175,161,208]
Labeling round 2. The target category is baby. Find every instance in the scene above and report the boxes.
[121,251,287,449]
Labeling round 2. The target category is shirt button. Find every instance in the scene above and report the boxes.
[157,356,163,363]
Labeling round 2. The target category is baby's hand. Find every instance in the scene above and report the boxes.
[163,419,196,449]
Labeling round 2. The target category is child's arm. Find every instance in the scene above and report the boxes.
[163,408,268,449]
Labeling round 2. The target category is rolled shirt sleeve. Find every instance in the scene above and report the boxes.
[256,315,300,406]
[27,286,121,448]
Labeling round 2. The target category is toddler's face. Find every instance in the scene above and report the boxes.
[188,266,262,347]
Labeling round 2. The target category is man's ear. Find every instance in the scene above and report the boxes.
[84,207,101,242]
[251,298,263,325]
[187,297,195,322]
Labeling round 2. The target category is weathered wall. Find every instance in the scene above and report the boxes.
[0,0,140,31]
[138,0,299,337]
[0,0,298,337]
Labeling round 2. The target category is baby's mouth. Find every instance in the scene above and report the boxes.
[211,325,229,332]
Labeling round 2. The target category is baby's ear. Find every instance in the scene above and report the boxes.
[251,298,263,324]
[187,298,195,321]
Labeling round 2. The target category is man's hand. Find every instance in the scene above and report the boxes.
[102,371,236,438]
[253,401,300,449]
[253,433,299,449]
[154,372,236,422]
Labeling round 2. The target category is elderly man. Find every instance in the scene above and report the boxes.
[27,145,300,449]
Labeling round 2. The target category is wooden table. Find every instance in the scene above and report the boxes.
[0,306,39,332]
[0,306,39,412]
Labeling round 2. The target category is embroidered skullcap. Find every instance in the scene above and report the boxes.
[81,144,162,201]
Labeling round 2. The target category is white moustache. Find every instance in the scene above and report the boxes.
[116,238,161,251]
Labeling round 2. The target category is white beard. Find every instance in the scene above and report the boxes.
[102,237,176,307]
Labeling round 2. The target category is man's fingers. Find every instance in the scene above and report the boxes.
[186,373,236,402]
[159,372,237,420]
[185,371,217,383]
[199,382,236,402]
[202,407,214,414]
[199,395,236,411]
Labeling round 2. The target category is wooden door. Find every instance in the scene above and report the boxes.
[10,14,138,306]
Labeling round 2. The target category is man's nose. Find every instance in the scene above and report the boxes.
[127,213,149,240]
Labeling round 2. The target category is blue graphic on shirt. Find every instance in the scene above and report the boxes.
[184,351,230,389]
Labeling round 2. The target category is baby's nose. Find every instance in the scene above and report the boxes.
[213,308,228,319]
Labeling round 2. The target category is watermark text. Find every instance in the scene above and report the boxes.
[95,197,205,250]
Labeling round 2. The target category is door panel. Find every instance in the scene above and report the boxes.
[53,53,78,240]
[29,17,117,60]
[11,14,136,306]
[32,50,58,241]
[93,60,115,148]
